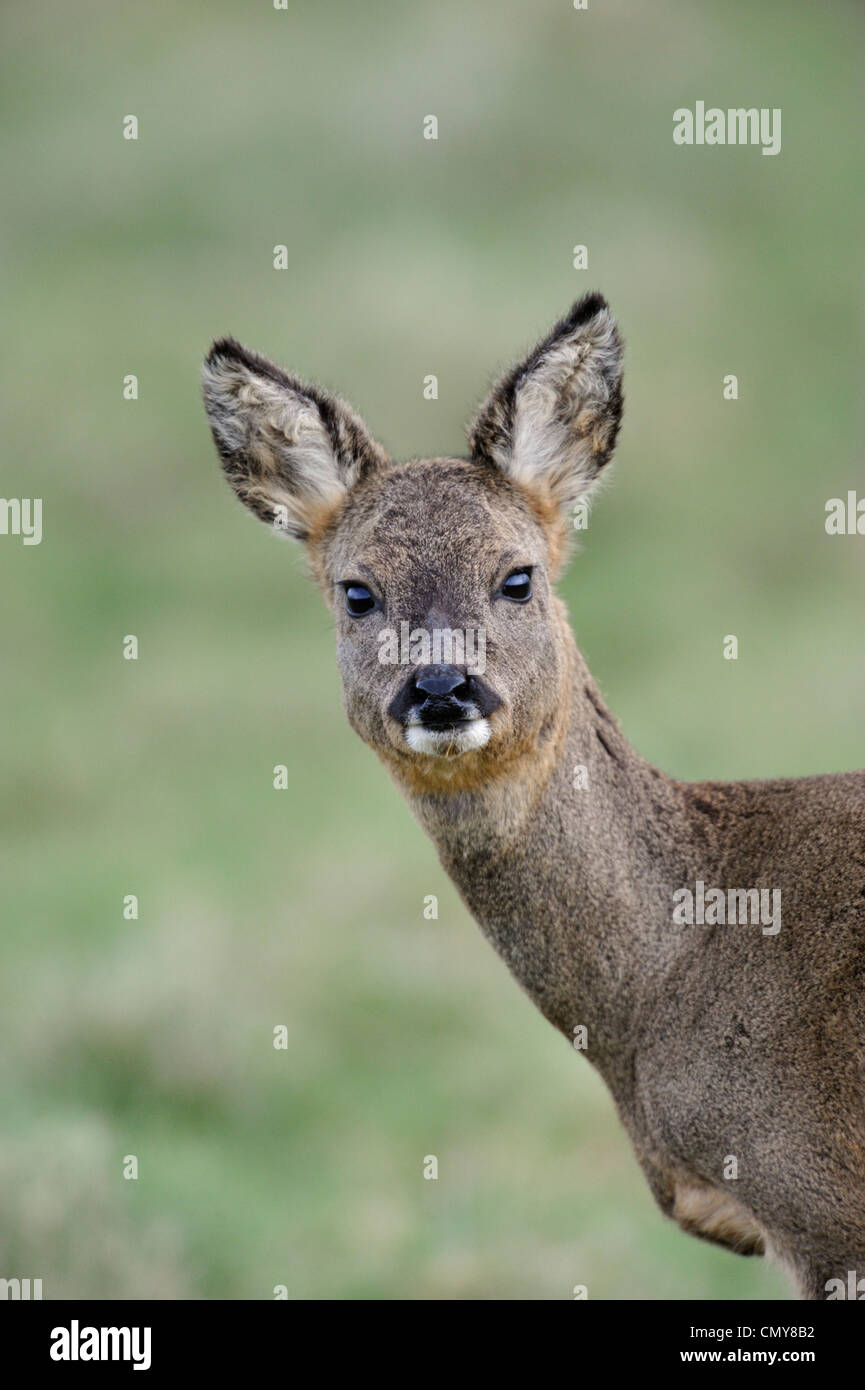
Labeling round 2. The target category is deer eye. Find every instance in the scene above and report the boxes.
[500,569,533,603]
[343,582,377,617]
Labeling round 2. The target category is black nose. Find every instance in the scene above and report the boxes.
[413,664,470,699]
[387,662,502,729]
[410,665,472,728]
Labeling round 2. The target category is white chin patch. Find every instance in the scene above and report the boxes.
[405,718,491,757]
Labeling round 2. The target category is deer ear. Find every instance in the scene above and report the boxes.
[467,294,623,518]
[202,337,388,541]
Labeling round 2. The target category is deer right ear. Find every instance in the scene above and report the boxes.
[467,294,623,520]
[202,338,388,541]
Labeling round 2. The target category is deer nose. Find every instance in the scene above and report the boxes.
[413,665,470,699]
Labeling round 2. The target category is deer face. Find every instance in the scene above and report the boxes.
[203,295,623,790]
[321,456,558,770]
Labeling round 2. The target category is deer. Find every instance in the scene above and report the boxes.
[202,294,865,1300]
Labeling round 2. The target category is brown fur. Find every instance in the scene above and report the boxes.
[203,295,865,1300]
[672,1179,767,1256]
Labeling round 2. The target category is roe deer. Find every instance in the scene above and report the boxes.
[203,294,865,1300]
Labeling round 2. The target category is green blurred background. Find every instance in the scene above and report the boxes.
[1,0,862,1299]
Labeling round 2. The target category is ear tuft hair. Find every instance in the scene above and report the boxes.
[202,337,388,541]
[466,294,624,519]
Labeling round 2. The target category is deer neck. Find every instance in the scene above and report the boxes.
[400,637,691,1094]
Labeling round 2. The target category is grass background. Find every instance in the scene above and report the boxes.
[1,0,862,1298]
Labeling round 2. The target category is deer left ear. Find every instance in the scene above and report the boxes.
[467,294,623,518]
[202,337,388,541]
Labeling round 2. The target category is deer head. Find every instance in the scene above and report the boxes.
[202,294,623,793]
